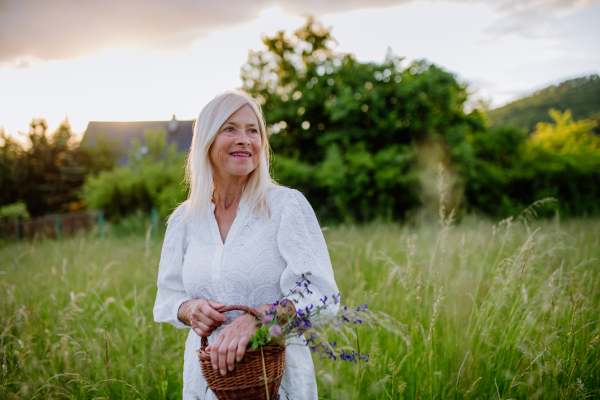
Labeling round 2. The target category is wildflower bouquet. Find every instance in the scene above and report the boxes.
[250,272,410,364]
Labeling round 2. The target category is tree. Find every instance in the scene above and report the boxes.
[82,128,187,218]
[78,134,123,175]
[528,109,600,156]
[0,117,119,217]
[0,130,25,209]
[466,110,600,218]
[241,17,485,222]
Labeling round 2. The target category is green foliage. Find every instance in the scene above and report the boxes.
[487,74,600,131]
[82,128,187,219]
[238,17,600,220]
[249,325,272,350]
[467,110,600,217]
[243,18,485,222]
[0,119,87,217]
[0,119,123,217]
[78,133,124,175]
[0,202,31,221]
[528,109,600,156]
[2,215,599,399]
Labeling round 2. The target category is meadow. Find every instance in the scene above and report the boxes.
[1,207,599,399]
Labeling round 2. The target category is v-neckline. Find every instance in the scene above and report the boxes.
[210,200,248,247]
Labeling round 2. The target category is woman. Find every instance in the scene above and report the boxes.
[153,90,339,400]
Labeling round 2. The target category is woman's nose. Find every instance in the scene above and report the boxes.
[235,132,251,146]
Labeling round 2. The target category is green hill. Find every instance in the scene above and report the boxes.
[487,74,600,131]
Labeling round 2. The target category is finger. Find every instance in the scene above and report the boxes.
[202,304,228,323]
[236,335,249,363]
[193,326,208,337]
[217,336,230,376]
[195,312,222,328]
[211,334,224,371]
[208,300,226,309]
[226,336,240,372]
[192,321,211,335]
[197,327,218,339]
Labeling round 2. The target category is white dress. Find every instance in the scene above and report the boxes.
[153,186,339,400]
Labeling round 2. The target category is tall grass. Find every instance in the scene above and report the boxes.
[1,208,599,398]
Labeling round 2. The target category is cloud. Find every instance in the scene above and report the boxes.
[478,0,600,38]
[0,0,411,65]
[1,0,598,65]
[0,0,260,65]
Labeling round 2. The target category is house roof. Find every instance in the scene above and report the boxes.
[81,116,194,166]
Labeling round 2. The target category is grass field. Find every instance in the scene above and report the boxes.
[1,209,599,399]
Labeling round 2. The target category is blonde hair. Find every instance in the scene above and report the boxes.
[170,90,276,225]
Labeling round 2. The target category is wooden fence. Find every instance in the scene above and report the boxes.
[0,211,99,240]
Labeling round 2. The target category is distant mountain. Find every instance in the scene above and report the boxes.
[486,75,600,132]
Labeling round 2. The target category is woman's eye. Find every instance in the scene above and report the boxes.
[224,127,235,133]
[249,129,259,135]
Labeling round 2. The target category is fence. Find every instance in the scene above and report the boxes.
[0,211,100,240]
[0,208,159,241]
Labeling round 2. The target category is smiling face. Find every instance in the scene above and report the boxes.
[209,104,262,181]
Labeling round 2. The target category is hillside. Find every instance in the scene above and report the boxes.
[487,74,600,131]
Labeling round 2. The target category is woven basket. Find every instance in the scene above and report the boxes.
[196,305,286,400]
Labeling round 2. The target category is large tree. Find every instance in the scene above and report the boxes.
[242,17,485,222]
[0,118,121,217]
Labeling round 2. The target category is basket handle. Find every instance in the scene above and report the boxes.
[200,305,259,349]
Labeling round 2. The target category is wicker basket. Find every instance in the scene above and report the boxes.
[196,305,286,400]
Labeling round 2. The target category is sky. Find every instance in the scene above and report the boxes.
[1,0,599,139]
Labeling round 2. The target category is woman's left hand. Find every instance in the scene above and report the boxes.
[206,301,296,376]
[206,304,270,376]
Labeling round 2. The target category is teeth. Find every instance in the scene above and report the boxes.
[231,153,250,157]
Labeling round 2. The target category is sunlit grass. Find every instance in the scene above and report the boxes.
[1,212,599,399]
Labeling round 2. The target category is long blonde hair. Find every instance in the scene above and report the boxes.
[170,90,276,224]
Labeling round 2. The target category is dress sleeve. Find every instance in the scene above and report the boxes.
[277,189,339,315]
[153,205,192,329]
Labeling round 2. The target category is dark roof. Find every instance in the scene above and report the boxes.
[81,117,194,166]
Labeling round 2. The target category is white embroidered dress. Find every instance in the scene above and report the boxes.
[153,186,339,400]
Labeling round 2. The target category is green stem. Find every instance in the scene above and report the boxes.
[260,346,270,400]
[356,327,362,394]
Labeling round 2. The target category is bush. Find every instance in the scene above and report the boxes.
[467,111,600,217]
[82,129,187,219]
[0,202,31,221]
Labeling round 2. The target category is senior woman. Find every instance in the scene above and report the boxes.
[153,90,339,400]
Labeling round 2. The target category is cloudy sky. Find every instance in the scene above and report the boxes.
[1,0,599,138]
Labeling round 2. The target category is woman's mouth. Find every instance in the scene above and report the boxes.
[230,152,251,158]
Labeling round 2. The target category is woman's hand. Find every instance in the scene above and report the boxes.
[205,301,297,376]
[206,311,258,376]
[205,303,279,376]
[178,298,227,338]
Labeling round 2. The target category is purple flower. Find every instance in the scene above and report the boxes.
[262,315,273,326]
[269,325,282,337]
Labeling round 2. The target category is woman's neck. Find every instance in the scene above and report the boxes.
[212,175,248,210]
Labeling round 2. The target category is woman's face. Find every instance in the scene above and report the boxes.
[209,104,262,180]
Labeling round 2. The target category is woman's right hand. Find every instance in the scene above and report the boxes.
[178,299,227,337]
